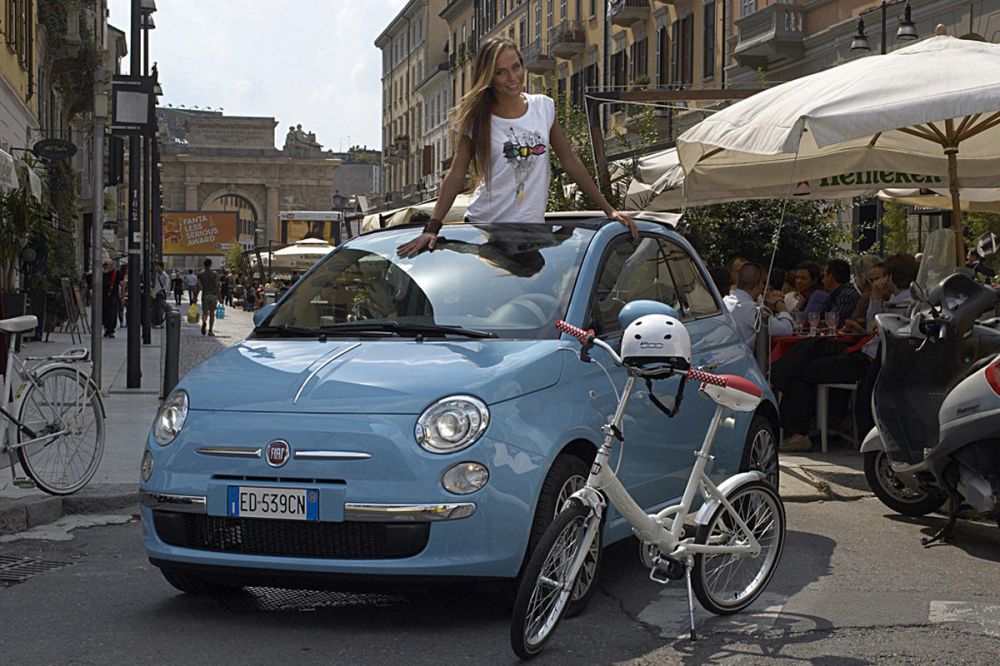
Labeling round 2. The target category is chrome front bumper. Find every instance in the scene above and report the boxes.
[140,491,475,522]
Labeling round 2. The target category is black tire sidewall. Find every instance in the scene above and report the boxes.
[862,450,945,516]
[511,501,592,659]
[739,414,780,490]
[692,481,785,615]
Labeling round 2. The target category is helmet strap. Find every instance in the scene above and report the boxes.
[645,375,687,418]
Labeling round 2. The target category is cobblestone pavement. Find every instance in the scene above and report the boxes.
[176,301,257,379]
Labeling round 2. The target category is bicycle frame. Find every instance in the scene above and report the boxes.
[561,338,763,586]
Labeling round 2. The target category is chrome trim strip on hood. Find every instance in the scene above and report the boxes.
[141,491,207,514]
[293,342,362,404]
[344,502,476,522]
[196,447,262,458]
[294,451,372,461]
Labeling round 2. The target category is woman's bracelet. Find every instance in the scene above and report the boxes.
[423,218,443,235]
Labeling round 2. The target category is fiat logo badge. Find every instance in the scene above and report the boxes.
[264,440,290,468]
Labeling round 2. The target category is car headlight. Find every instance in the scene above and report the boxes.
[153,390,188,446]
[415,395,489,453]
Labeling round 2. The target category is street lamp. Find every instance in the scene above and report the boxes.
[850,0,919,54]
[140,0,156,344]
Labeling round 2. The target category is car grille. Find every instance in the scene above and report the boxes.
[153,512,430,559]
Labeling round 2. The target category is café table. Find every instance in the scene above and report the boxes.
[769,331,866,365]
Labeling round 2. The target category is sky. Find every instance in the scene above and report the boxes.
[106,0,408,151]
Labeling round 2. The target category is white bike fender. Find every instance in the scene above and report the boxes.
[859,427,884,454]
[693,471,764,527]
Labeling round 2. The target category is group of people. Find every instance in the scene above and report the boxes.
[719,252,921,453]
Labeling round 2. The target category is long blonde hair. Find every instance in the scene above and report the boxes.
[453,37,523,187]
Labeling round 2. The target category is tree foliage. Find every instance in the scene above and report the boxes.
[682,198,850,271]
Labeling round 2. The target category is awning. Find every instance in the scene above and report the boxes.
[16,159,43,202]
[0,149,18,193]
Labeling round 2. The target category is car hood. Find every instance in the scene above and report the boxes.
[180,338,565,414]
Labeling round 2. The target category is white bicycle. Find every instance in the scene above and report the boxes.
[511,314,785,659]
[1,315,105,494]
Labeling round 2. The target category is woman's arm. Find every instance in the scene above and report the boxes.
[396,135,474,258]
[549,122,637,239]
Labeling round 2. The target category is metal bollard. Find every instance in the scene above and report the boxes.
[162,304,181,399]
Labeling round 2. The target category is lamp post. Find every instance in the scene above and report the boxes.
[850,0,919,55]
[139,1,156,344]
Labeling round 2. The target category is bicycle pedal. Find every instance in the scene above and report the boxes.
[649,567,673,585]
[649,555,686,583]
[13,477,36,489]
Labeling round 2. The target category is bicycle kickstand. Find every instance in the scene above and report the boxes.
[5,450,35,488]
[684,565,697,641]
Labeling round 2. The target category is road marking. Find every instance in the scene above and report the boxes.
[929,601,1000,637]
[638,588,787,639]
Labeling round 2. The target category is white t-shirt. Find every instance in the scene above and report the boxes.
[465,93,555,224]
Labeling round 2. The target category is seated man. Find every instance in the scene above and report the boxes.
[775,254,917,452]
[724,262,794,350]
[820,258,861,327]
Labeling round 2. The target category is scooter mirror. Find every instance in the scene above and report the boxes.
[976,232,998,258]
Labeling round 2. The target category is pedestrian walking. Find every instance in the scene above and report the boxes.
[245,281,257,311]
[101,260,121,338]
[397,36,635,259]
[195,258,219,336]
[118,262,128,326]
[184,269,198,304]
[171,271,184,306]
[220,270,232,307]
[151,261,170,327]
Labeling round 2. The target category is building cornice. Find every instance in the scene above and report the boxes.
[440,0,473,22]
[375,0,427,46]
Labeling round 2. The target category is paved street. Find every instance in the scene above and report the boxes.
[1,498,999,664]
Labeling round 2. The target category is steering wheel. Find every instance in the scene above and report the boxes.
[488,294,559,327]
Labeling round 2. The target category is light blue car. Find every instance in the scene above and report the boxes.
[140,213,778,597]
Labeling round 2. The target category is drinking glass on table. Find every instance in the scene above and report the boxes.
[793,311,806,334]
[825,311,838,333]
[808,311,820,336]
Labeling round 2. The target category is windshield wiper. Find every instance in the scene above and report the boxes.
[319,321,498,339]
[252,324,322,338]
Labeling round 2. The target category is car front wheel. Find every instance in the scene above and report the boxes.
[740,415,779,490]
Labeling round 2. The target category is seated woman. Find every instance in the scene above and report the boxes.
[790,261,828,314]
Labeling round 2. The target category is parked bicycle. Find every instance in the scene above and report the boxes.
[511,308,785,659]
[1,315,105,494]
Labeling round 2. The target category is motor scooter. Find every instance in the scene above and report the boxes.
[861,256,1000,544]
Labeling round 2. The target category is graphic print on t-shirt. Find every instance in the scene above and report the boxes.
[501,127,547,206]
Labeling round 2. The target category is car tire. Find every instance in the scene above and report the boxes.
[159,567,240,596]
[526,453,602,618]
[739,414,780,490]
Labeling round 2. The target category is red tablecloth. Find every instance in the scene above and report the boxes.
[769,334,862,364]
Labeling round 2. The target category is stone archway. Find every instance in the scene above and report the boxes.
[204,190,261,249]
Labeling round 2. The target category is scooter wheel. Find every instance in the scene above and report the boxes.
[863,451,946,517]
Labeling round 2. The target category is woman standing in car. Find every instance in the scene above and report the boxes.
[397,37,635,258]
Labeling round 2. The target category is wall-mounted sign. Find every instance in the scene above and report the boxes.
[31,137,77,160]
[110,74,156,135]
[163,211,238,255]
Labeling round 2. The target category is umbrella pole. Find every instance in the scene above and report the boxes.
[944,121,965,265]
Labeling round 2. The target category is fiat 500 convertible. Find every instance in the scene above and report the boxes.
[140,213,778,599]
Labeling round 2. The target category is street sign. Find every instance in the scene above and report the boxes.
[110,75,156,135]
[31,138,77,160]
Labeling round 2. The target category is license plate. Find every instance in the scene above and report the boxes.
[227,486,319,521]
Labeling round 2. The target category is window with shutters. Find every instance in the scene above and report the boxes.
[656,26,669,86]
[703,2,716,79]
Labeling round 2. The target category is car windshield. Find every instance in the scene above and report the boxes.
[257,223,594,339]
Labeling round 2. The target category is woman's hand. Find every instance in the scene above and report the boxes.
[396,232,438,258]
[609,210,638,239]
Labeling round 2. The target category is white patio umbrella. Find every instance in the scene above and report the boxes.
[878,187,1000,212]
[678,32,1000,260]
[270,237,333,270]
[624,146,879,210]
[360,193,474,233]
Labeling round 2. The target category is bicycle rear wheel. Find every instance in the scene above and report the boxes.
[691,481,785,615]
[511,501,597,660]
[17,367,104,495]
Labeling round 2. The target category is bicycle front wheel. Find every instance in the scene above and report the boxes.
[511,501,597,660]
[691,481,785,615]
[17,367,104,495]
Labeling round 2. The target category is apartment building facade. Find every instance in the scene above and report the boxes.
[378,0,1000,208]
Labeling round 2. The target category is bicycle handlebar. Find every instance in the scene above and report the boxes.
[556,320,730,387]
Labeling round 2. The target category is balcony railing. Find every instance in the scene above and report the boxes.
[733,3,805,69]
[610,0,651,27]
[522,37,556,73]
[550,20,587,59]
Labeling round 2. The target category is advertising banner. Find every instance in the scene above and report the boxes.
[163,211,238,255]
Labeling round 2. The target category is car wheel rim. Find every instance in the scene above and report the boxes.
[875,452,929,503]
[555,473,598,602]
[750,428,778,488]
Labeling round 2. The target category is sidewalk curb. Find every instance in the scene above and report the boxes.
[779,463,871,503]
[0,484,139,536]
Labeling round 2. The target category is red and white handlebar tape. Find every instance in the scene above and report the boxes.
[555,320,594,343]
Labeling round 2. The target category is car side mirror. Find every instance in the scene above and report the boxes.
[253,303,276,327]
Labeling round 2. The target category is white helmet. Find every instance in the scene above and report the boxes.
[621,314,691,371]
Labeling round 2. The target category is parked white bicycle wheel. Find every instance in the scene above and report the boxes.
[17,367,104,495]
[691,481,785,615]
[510,500,596,660]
